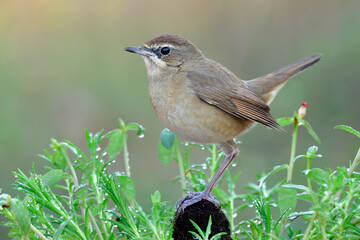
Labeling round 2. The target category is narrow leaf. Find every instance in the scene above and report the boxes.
[282,184,309,192]
[189,219,205,238]
[277,117,294,126]
[258,164,288,187]
[334,125,360,139]
[54,217,71,240]
[303,120,321,144]
[288,211,314,221]
[205,216,212,238]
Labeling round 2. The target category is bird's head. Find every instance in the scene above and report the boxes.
[124,34,203,74]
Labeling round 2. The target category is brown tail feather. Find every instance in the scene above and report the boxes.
[245,54,321,104]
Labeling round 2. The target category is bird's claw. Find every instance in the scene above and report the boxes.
[176,192,220,213]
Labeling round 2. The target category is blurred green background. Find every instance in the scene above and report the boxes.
[1,0,359,238]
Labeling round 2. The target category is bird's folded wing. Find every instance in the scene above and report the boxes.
[188,71,282,130]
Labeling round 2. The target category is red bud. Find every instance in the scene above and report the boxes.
[298,102,308,118]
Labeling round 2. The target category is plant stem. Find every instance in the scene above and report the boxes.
[320,222,327,240]
[302,211,318,240]
[281,116,299,236]
[336,183,354,239]
[335,147,360,199]
[229,197,234,236]
[307,158,318,205]
[62,145,103,239]
[61,146,79,188]
[94,185,109,237]
[62,145,89,236]
[30,224,48,240]
[122,133,131,177]
[210,144,217,178]
[348,147,360,177]
[119,119,131,177]
[89,210,104,240]
[175,137,186,197]
[287,118,299,182]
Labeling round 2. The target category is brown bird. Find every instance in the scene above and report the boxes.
[124,34,321,211]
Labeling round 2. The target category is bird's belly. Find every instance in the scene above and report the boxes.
[150,91,253,143]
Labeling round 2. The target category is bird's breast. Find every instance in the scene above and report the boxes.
[148,73,253,143]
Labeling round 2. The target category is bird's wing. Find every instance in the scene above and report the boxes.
[188,71,282,130]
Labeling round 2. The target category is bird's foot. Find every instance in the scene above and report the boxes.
[176,192,220,213]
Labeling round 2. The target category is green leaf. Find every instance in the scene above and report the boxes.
[213,187,229,202]
[288,211,314,220]
[278,187,297,215]
[117,176,135,201]
[249,220,261,238]
[303,168,330,186]
[294,154,306,162]
[211,232,227,240]
[346,222,360,235]
[11,199,31,234]
[52,148,67,170]
[282,184,309,192]
[50,138,61,149]
[62,140,89,162]
[54,217,71,240]
[108,130,124,159]
[307,145,318,155]
[277,117,294,126]
[86,198,95,207]
[42,169,64,187]
[0,193,10,207]
[74,184,88,199]
[133,238,155,240]
[81,162,93,185]
[127,122,145,138]
[118,118,126,130]
[158,139,173,165]
[334,168,346,186]
[302,120,321,144]
[160,128,175,149]
[188,231,202,240]
[334,125,360,138]
[297,192,313,202]
[151,191,161,204]
[91,203,103,216]
[189,217,211,239]
[205,216,212,238]
[274,208,292,230]
[258,164,288,187]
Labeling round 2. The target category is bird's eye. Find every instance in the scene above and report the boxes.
[160,47,170,55]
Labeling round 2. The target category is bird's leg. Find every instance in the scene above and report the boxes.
[177,140,239,212]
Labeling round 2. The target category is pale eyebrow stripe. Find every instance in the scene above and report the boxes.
[143,44,177,49]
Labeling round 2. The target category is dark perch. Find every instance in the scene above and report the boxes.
[172,199,232,240]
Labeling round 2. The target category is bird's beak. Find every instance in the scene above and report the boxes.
[124,46,155,57]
